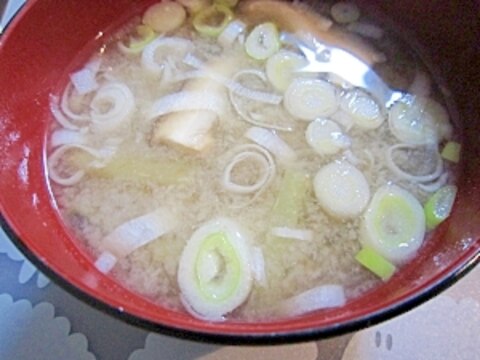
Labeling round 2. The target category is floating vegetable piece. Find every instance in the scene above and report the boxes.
[388,95,452,144]
[424,185,457,230]
[90,82,135,132]
[244,126,296,164]
[441,141,461,163]
[152,110,218,152]
[266,50,308,91]
[95,208,177,273]
[275,284,346,317]
[271,169,309,227]
[271,227,313,241]
[331,2,360,24]
[193,4,234,37]
[360,184,426,264]
[142,1,187,33]
[177,218,253,321]
[90,153,191,185]
[141,37,193,75]
[245,22,280,60]
[47,144,114,186]
[118,25,156,55]
[218,19,246,47]
[177,0,210,13]
[340,88,384,129]
[50,129,87,148]
[69,68,98,95]
[355,247,397,281]
[229,69,294,131]
[284,78,338,121]
[314,161,370,219]
[149,90,226,120]
[222,144,275,195]
[251,246,266,286]
[305,119,350,155]
[386,143,443,183]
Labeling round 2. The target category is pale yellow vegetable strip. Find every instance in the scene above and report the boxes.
[88,154,191,184]
[271,169,309,228]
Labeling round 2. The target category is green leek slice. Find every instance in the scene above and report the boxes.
[118,25,156,55]
[355,247,396,281]
[244,22,280,60]
[271,169,309,227]
[193,4,234,37]
[424,185,457,230]
[441,141,461,163]
[360,184,426,264]
[177,218,253,321]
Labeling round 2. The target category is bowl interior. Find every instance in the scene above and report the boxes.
[0,0,479,343]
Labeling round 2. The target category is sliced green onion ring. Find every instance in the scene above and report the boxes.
[441,141,461,163]
[424,185,457,230]
[193,4,234,37]
[245,22,280,60]
[178,218,253,321]
[360,184,426,264]
[222,144,276,195]
[355,247,396,281]
[386,143,443,183]
[118,24,156,55]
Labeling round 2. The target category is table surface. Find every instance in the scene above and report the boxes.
[1,1,479,359]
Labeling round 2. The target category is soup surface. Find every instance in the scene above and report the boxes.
[46,0,460,321]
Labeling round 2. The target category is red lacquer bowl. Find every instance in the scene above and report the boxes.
[0,0,479,344]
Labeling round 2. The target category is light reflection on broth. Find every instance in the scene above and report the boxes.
[46,0,460,321]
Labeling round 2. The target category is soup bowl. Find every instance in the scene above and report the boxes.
[0,0,479,344]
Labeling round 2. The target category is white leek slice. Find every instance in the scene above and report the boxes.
[386,143,443,183]
[142,1,187,33]
[50,129,87,148]
[340,88,384,129]
[218,20,246,47]
[178,218,253,321]
[69,67,99,95]
[94,251,118,274]
[284,78,338,121]
[360,184,426,264]
[49,94,81,130]
[229,70,293,131]
[313,161,370,219]
[388,95,452,144]
[141,36,192,75]
[47,144,112,186]
[60,83,91,122]
[266,50,308,91]
[90,82,135,132]
[276,284,346,317]
[305,119,351,155]
[331,2,360,24]
[244,126,296,164]
[251,246,266,286]
[102,208,176,259]
[244,22,280,60]
[271,227,313,241]
[222,144,275,194]
[148,90,226,120]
